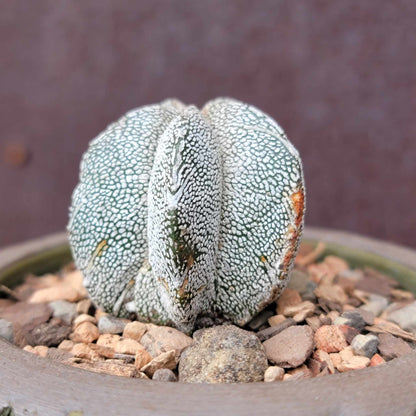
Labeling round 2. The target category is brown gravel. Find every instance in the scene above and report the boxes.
[1,241,415,382]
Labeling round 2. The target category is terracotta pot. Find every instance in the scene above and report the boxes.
[1,227,415,416]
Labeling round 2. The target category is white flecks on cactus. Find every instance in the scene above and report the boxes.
[68,97,305,332]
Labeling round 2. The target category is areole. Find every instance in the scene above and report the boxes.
[0,227,415,416]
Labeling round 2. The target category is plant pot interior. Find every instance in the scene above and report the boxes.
[1,227,416,416]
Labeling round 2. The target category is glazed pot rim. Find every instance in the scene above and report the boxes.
[1,227,416,416]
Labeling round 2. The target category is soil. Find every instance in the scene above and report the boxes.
[0,241,415,383]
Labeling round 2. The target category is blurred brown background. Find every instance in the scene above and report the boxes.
[1,0,415,248]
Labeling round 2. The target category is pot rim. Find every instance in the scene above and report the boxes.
[1,227,416,416]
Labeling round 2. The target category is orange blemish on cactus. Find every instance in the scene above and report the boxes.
[291,189,305,228]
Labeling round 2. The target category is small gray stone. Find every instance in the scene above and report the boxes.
[263,325,314,368]
[179,325,268,383]
[49,300,77,324]
[0,318,14,343]
[98,315,127,334]
[152,368,177,382]
[360,294,389,317]
[351,334,379,358]
[339,310,366,331]
[387,301,416,334]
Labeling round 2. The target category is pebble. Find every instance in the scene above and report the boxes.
[256,318,296,342]
[339,346,354,362]
[71,321,99,343]
[0,318,14,343]
[23,345,49,357]
[152,368,178,382]
[355,308,375,325]
[313,349,335,374]
[73,360,146,378]
[21,320,71,347]
[267,314,286,327]
[283,301,315,322]
[49,300,77,324]
[263,325,314,368]
[123,321,148,341]
[276,288,302,315]
[73,313,97,327]
[360,294,389,317]
[306,316,322,331]
[264,366,285,382]
[387,301,416,334]
[370,353,386,367]
[323,256,349,275]
[96,333,120,349]
[338,324,360,344]
[114,338,144,355]
[355,271,395,297]
[390,289,414,301]
[28,272,87,303]
[71,343,101,360]
[142,350,177,377]
[301,281,318,302]
[338,310,366,331]
[58,339,75,351]
[0,302,51,328]
[98,315,127,334]
[140,324,193,359]
[307,358,324,376]
[287,270,310,295]
[314,284,348,305]
[179,325,268,383]
[89,343,116,359]
[327,311,340,323]
[329,353,342,368]
[314,325,347,353]
[134,348,153,369]
[377,333,412,360]
[307,262,334,283]
[351,334,379,358]
[337,356,370,372]
[284,365,312,380]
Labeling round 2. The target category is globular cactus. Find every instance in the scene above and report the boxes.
[68,97,305,332]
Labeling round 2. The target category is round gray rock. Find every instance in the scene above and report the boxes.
[152,368,177,382]
[178,325,268,383]
[351,334,379,358]
[49,300,77,325]
[387,301,416,334]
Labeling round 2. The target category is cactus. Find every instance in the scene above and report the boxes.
[68,97,305,332]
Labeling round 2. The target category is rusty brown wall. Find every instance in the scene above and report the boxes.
[1,0,415,248]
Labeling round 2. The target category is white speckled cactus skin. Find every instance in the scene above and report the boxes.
[68,97,305,332]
